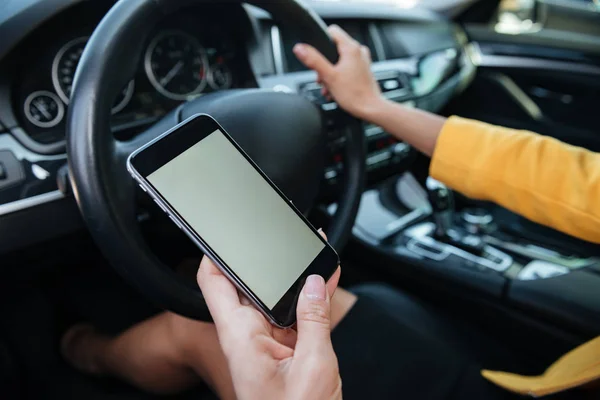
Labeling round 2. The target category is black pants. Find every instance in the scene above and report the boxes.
[331,284,524,400]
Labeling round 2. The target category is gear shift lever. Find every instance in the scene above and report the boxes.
[426,178,486,256]
[426,178,454,239]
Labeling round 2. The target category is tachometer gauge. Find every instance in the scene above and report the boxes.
[145,31,208,100]
[52,37,135,114]
[208,61,233,90]
[24,91,65,128]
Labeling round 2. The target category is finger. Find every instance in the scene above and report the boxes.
[326,266,341,297]
[273,327,298,349]
[316,229,341,295]
[361,45,372,61]
[293,43,335,79]
[197,256,242,328]
[317,228,327,241]
[328,25,359,49]
[294,275,334,358]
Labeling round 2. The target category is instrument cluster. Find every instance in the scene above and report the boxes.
[14,11,247,145]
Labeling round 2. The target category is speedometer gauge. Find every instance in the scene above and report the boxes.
[52,37,135,114]
[145,31,209,100]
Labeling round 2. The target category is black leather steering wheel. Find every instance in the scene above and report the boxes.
[67,0,366,321]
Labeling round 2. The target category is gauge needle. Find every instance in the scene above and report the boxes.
[33,100,52,120]
[160,60,184,87]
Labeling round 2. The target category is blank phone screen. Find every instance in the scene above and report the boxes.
[147,129,325,309]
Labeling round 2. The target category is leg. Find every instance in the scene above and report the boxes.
[61,288,357,398]
[332,284,520,400]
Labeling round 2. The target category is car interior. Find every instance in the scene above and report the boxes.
[0,0,599,398]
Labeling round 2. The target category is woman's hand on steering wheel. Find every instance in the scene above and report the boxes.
[294,25,383,121]
[197,234,342,400]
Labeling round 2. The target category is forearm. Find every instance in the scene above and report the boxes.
[361,97,446,157]
[430,117,600,244]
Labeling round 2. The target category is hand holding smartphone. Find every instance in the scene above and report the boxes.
[127,114,339,328]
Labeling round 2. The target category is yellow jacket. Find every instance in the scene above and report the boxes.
[430,117,600,397]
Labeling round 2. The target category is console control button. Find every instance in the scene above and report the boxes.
[392,143,410,156]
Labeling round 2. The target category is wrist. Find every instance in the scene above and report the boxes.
[355,95,390,122]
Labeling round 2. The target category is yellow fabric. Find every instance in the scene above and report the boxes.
[430,116,600,245]
[481,337,600,397]
[429,116,600,396]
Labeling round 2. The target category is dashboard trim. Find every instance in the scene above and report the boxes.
[368,22,386,62]
[488,73,544,121]
[0,190,65,217]
[472,42,600,76]
[270,26,285,75]
[9,126,66,155]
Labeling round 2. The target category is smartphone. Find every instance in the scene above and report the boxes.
[127,114,339,328]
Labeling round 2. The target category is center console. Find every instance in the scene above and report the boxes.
[350,173,600,334]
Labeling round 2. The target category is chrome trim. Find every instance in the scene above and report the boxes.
[462,210,493,226]
[407,238,449,261]
[471,42,600,76]
[404,222,513,272]
[483,235,598,269]
[0,190,65,216]
[0,134,66,162]
[0,134,67,215]
[489,73,543,121]
[270,26,285,75]
[517,260,569,281]
[368,22,386,62]
[385,208,429,235]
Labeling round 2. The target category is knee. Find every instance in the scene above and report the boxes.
[164,313,217,358]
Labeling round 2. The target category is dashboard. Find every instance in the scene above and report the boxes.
[7,2,255,146]
[0,0,477,254]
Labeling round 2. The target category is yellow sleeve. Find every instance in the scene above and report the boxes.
[430,116,600,244]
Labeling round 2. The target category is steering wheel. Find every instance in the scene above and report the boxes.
[66,0,366,321]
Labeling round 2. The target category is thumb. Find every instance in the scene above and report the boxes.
[294,275,333,357]
[293,43,335,79]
